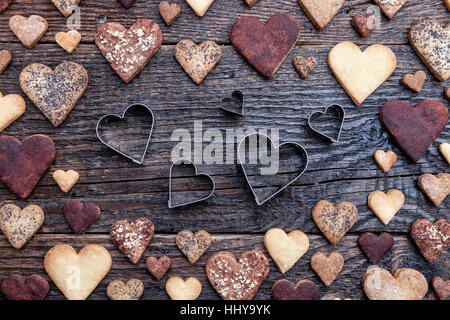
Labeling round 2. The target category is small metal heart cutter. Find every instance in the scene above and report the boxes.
[220,90,245,116]
[307,104,345,143]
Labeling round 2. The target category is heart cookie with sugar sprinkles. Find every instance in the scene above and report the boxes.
[9,15,48,49]
[373,0,408,19]
[185,0,215,17]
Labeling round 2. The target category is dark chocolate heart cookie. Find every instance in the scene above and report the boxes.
[358,232,394,264]
[271,279,320,300]
[64,200,100,234]
[1,274,49,300]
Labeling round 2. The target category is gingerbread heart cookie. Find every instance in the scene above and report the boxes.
[0,93,26,132]
[440,143,450,164]
[0,50,12,74]
[146,256,171,280]
[368,189,404,225]
[20,62,89,127]
[310,251,344,286]
[53,169,79,193]
[0,0,13,13]
[231,14,300,78]
[1,274,49,300]
[159,2,181,26]
[0,135,55,199]
[166,276,202,300]
[64,200,100,234]
[9,15,48,49]
[410,219,449,263]
[185,0,215,17]
[293,56,317,79]
[374,150,397,173]
[401,71,426,93]
[110,217,154,264]
[409,19,449,82]
[373,0,407,19]
[418,173,449,206]
[107,279,144,300]
[206,251,270,300]
[95,20,162,83]
[312,200,358,245]
[51,0,81,17]
[358,232,394,264]
[329,42,396,105]
[175,40,222,85]
[380,100,448,162]
[244,0,259,7]
[298,0,345,30]
[432,277,450,300]
[176,230,211,264]
[351,14,377,37]
[271,279,320,300]
[55,30,81,53]
[44,244,112,300]
[445,0,450,11]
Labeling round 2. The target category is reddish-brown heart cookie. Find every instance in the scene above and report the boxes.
[0,0,13,13]
[293,56,317,79]
[110,217,154,264]
[1,274,49,300]
[146,256,171,280]
[271,279,320,300]
[64,200,100,234]
[411,219,450,263]
[401,71,426,93]
[231,14,300,78]
[380,100,448,163]
[159,2,181,26]
[432,277,450,300]
[358,232,394,264]
[0,135,55,199]
[351,14,377,37]
[119,0,135,8]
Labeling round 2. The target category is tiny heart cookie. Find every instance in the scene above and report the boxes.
[185,0,215,17]
[64,200,100,234]
[373,0,407,19]
[244,0,259,7]
[20,62,89,127]
[310,251,344,286]
[53,169,79,193]
[146,256,171,280]
[351,14,377,37]
[312,200,358,245]
[175,40,222,85]
[374,150,397,173]
[440,143,450,164]
[176,230,211,264]
[0,92,26,132]
[231,14,300,78]
[51,0,82,17]
[0,135,56,199]
[0,50,12,74]
[401,71,426,93]
[0,0,13,13]
[418,173,449,206]
[166,276,202,300]
[0,203,44,249]
[409,19,449,82]
[328,42,396,105]
[292,56,317,79]
[110,217,154,264]
[1,274,49,300]
[271,279,320,300]
[363,266,428,300]
[264,228,309,274]
[95,20,162,84]
[432,277,450,300]
[358,232,394,264]
[206,251,270,300]
[298,0,346,30]
[44,244,112,300]
[119,0,136,8]
[9,15,48,49]
[55,30,81,53]
[159,2,181,26]
[107,279,144,300]
[410,219,449,263]
[368,189,404,225]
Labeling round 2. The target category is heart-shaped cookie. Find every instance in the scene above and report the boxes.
[440,143,450,164]
[373,0,407,19]
[119,0,136,8]
[445,0,450,10]
[206,251,270,300]
[20,62,89,127]
[401,71,426,93]
[106,279,144,300]
[363,266,428,300]
[0,50,12,74]
[351,14,377,37]
[358,232,394,264]
[368,189,404,225]
[51,0,81,17]
[64,200,100,234]
[53,169,79,193]
[176,230,211,264]
[264,228,309,274]
[166,276,202,300]
[298,0,345,30]
[312,200,358,245]
[159,2,181,26]
[310,251,344,286]
[0,135,55,199]
[110,217,154,264]
[0,93,26,132]
[410,219,449,263]
[95,20,162,84]
[271,279,320,300]
[231,14,300,78]
[0,204,44,249]
[418,173,449,207]
[175,40,222,84]
[244,0,259,7]
[432,277,450,300]
[44,244,112,300]
[0,0,13,13]
[409,19,449,82]
[380,100,448,162]
[1,274,49,300]
[374,150,397,173]
[55,30,81,53]
[9,15,48,49]
[293,56,317,79]
[446,87,450,100]
[146,256,171,280]
[329,42,396,105]
[185,0,215,16]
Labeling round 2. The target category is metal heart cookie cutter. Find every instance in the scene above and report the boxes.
[96,103,155,164]
[168,159,216,208]
[220,90,245,116]
[308,104,345,143]
[237,132,309,206]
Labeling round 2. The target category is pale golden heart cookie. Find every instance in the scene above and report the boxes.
[374,150,397,173]
[264,228,309,274]
[106,279,144,300]
[0,204,44,249]
[298,0,346,30]
[166,277,202,300]
[439,143,450,164]
[53,169,79,193]
[363,266,428,300]
[185,0,215,17]
[418,173,450,206]
[0,92,26,132]
[328,42,396,105]
[44,244,112,300]
[51,0,82,17]
[9,15,48,49]
[55,30,81,53]
[310,251,344,286]
[0,50,12,74]
[368,189,404,225]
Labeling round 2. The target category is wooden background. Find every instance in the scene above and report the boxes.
[0,0,448,300]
